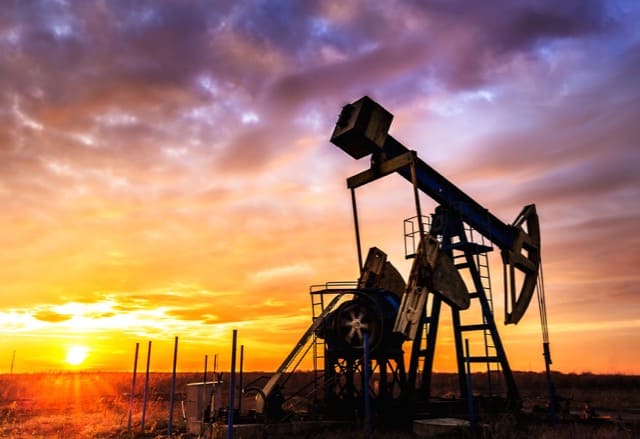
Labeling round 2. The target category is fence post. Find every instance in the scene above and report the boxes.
[238,345,244,416]
[168,336,179,436]
[141,341,152,433]
[127,342,140,435]
[227,330,237,439]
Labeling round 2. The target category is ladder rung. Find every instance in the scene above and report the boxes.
[466,356,499,363]
[444,241,493,255]
[455,263,469,269]
[469,292,481,299]
[459,324,489,332]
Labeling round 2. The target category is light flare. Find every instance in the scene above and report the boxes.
[65,345,89,366]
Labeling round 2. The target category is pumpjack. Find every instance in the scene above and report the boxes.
[253,96,553,425]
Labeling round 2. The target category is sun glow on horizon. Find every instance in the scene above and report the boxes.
[65,345,89,366]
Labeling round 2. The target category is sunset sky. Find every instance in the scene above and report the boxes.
[1,1,639,375]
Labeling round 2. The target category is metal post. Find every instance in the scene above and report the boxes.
[351,187,364,274]
[127,342,140,434]
[227,330,237,439]
[543,342,556,424]
[203,354,209,384]
[418,296,442,395]
[409,155,425,238]
[201,354,209,426]
[238,345,244,416]
[168,336,179,436]
[452,309,468,398]
[141,341,152,433]
[464,339,475,431]
[363,332,371,439]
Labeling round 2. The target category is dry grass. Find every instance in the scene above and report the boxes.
[0,372,182,438]
[0,371,638,438]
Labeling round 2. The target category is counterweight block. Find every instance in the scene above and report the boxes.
[331,96,393,159]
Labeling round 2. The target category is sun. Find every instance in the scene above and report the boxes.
[65,345,89,366]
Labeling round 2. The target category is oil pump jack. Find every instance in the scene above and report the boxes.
[253,96,553,425]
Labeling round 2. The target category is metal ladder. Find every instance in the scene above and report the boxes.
[475,243,500,396]
[454,226,503,398]
[311,289,326,380]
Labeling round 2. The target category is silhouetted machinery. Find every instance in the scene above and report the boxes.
[254,96,553,425]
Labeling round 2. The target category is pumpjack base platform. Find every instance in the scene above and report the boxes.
[413,418,471,438]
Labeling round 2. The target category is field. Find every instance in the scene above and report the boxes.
[1,371,639,438]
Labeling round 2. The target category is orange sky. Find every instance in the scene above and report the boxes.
[1,1,639,375]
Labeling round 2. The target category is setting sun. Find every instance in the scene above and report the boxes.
[65,346,89,366]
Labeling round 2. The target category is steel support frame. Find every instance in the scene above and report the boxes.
[345,153,520,408]
[323,349,407,422]
[442,215,519,404]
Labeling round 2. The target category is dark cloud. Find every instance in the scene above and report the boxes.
[440,0,613,89]
[410,0,613,52]
[443,37,640,210]
[0,0,622,112]
[267,37,431,110]
[1,0,629,186]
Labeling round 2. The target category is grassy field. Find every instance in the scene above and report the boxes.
[0,371,177,438]
[0,371,638,438]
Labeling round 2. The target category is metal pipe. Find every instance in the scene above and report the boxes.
[141,341,152,433]
[127,342,140,434]
[168,336,179,436]
[363,332,371,438]
[409,154,425,238]
[201,354,209,427]
[464,338,475,431]
[238,345,244,416]
[203,354,208,384]
[543,342,556,423]
[350,187,363,275]
[227,330,237,439]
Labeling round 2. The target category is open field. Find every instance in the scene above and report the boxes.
[1,371,639,438]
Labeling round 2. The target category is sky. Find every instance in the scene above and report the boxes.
[1,0,639,375]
